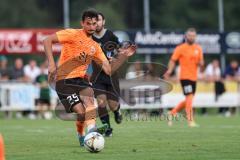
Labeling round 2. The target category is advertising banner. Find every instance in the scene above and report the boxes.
[114,30,222,54]
[0,29,239,54]
[0,29,60,54]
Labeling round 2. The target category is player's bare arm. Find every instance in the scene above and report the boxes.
[199,59,205,72]
[164,59,176,79]
[43,34,59,83]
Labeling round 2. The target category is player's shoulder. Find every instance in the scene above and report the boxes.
[104,29,116,38]
[105,29,114,35]
[175,42,186,50]
[106,29,119,42]
[194,43,203,50]
[59,28,79,34]
[91,38,101,47]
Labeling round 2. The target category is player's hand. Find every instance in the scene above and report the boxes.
[48,64,57,84]
[108,57,113,63]
[118,41,137,57]
[163,70,171,79]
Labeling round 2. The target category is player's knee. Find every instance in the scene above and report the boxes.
[72,103,85,114]
[82,96,95,106]
[109,102,119,108]
[97,98,107,108]
[87,88,94,97]
[96,95,107,107]
[108,100,119,110]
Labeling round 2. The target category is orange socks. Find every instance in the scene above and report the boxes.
[76,103,97,135]
[171,100,186,116]
[170,94,194,123]
[85,98,97,133]
[0,134,5,160]
[185,94,194,122]
[75,121,85,136]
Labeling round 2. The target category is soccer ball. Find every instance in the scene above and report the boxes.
[84,132,105,153]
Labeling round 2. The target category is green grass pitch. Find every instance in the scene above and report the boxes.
[0,115,240,160]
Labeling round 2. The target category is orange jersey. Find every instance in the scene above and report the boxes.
[56,29,107,80]
[171,43,203,81]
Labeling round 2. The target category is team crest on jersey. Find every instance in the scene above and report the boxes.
[90,46,96,55]
[194,49,199,55]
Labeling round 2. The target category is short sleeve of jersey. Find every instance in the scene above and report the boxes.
[93,44,108,64]
[56,29,75,44]
[106,30,120,44]
[112,32,120,44]
[171,45,181,61]
[110,31,120,57]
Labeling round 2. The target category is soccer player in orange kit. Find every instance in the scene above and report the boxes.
[165,28,204,127]
[43,9,136,146]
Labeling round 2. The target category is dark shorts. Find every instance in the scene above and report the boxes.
[92,78,120,102]
[55,78,91,113]
[180,80,197,95]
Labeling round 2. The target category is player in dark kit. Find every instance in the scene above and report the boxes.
[92,13,122,136]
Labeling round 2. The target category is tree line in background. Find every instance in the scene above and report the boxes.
[0,0,239,31]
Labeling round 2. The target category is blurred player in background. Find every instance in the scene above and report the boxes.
[35,63,52,119]
[165,28,204,127]
[44,9,136,146]
[87,12,122,137]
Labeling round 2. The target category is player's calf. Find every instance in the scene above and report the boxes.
[114,105,122,124]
